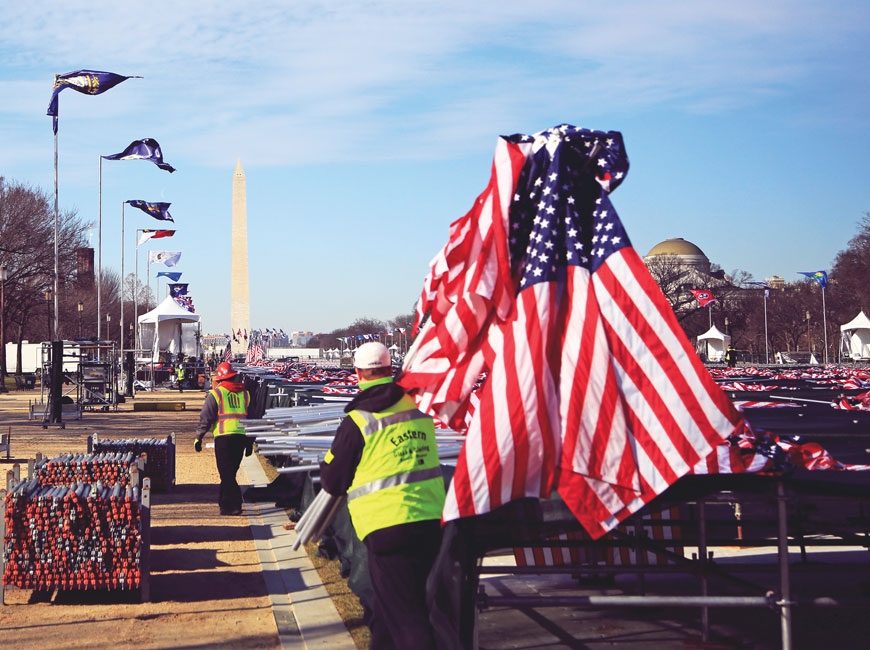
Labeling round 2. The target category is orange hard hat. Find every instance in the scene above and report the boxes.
[214,362,238,382]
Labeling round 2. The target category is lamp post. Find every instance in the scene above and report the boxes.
[724,316,729,336]
[77,301,84,338]
[106,313,111,344]
[0,265,8,392]
[44,289,53,341]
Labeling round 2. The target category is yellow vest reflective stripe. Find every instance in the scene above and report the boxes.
[209,385,248,437]
[176,367,186,379]
[347,465,444,501]
[346,394,445,540]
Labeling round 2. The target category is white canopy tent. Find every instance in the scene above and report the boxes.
[696,325,731,363]
[137,295,202,362]
[839,311,870,361]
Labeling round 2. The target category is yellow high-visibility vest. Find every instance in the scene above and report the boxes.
[208,385,249,437]
[346,394,445,540]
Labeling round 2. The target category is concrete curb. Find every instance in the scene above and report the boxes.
[242,454,357,650]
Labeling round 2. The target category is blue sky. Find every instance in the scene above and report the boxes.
[2,1,869,336]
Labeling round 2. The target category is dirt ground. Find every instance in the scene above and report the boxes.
[0,385,282,650]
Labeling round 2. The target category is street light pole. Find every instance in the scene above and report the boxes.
[77,301,84,339]
[106,313,111,344]
[0,265,8,392]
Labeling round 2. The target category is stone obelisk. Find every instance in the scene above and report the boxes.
[231,159,251,355]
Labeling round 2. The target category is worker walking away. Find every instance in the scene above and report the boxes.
[319,342,446,650]
[193,361,253,515]
[725,344,738,368]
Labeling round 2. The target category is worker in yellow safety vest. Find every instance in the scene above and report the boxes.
[320,342,446,650]
[175,364,186,392]
[194,361,252,515]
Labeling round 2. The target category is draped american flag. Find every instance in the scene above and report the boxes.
[399,125,744,538]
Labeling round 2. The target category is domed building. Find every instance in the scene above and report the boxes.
[644,238,711,275]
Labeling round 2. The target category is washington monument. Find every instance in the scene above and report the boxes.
[231,159,250,354]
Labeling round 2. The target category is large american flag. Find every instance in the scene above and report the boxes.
[399,125,744,538]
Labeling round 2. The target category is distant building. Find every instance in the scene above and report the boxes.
[290,331,314,346]
[767,275,785,290]
[643,238,711,274]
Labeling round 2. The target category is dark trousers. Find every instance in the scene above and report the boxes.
[364,519,442,650]
[214,434,247,513]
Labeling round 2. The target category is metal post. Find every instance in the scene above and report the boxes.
[77,301,83,338]
[120,201,125,358]
[135,231,139,351]
[763,292,769,364]
[806,311,811,354]
[697,499,710,643]
[53,133,59,340]
[777,481,794,650]
[97,156,102,340]
[821,287,828,364]
[0,265,7,392]
[44,289,52,341]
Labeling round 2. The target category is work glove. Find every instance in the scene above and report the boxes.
[194,439,202,453]
[245,440,254,457]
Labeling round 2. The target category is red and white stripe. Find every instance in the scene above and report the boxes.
[401,136,743,539]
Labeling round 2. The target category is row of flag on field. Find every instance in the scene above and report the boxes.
[337,328,408,344]
[47,69,194,313]
[689,270,828,308]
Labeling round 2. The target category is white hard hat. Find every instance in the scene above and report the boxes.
[354,342,391,369]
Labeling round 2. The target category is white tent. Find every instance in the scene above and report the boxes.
[696,325,731,363]
[839,311,870,360]
[137,295,202,362]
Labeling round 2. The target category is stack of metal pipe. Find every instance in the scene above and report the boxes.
[290,488,346,550]
[242,404,466,475]
[91,436,175,491]
[2,479,145,591]
[32,451,142,488]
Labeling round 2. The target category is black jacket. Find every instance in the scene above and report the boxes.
[319,379,407,496]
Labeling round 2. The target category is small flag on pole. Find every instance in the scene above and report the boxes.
[47,70,140,134]
[148,250,182,267]
[157,271,182,282]
[689,289,718,307]
[745,281,772,298]
[126,200,174,222]
[798,270,827,289]
[138,229,175,246]
[102,138,176,173]
[168,283,189,297]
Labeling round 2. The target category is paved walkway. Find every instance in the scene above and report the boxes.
[242,454,357,650]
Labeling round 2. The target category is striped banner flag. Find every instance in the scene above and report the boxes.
[399,125,745,539]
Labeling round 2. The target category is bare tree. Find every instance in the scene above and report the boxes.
[0,177,90,369]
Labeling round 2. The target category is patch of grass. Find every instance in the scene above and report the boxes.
[305,541,371,649]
